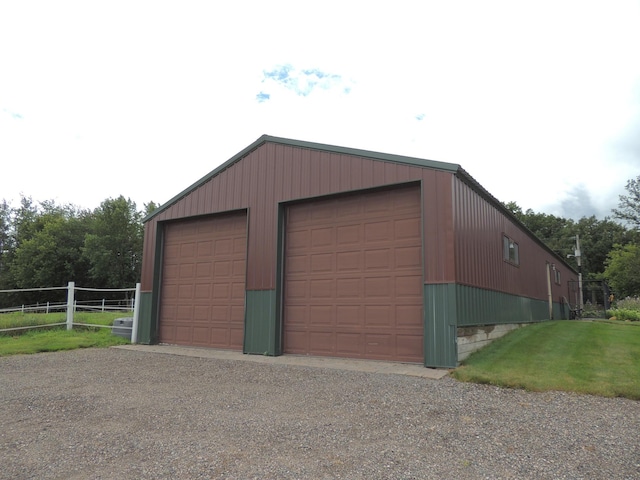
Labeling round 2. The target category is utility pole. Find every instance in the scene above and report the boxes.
[573,235,584,312]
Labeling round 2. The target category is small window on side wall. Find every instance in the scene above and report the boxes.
[503,235,519,266]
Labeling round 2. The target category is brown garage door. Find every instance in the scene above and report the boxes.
[284,185,423,362]
[159,211,247,349]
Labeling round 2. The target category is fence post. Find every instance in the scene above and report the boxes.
[131,283,141,344]
[66,282,75,331]
[101,298,105,312]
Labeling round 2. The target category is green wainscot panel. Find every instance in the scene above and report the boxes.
[423,284,458,369]
[136,291,154,345]
[456,285,551,327]
[244,290,278,355]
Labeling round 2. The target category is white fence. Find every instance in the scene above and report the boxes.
[0,282,140,343]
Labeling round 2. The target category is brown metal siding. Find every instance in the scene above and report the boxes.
[283,185,424,362]
[453,177,577,301]
[423,170,456,283]
[141,142,457,290]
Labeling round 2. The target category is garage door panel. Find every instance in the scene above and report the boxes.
[309,279,333,298]
[193,306,210,320]
[336,278,360,298]
[396,275,424,297]
[309,305,334,325]
[364,221,392,243]
[211,305,229,321]
[311,227,334,247]
[284,185,423,362]
[159,212,246,349]
[396,305,424,327]
[175,326,192,343]
[336,305,361,325]
[284,330,308,354]
[364,277,391,298]
[230,306,245,322]
[396,335,423,362]
[336,333,361,355]
[396,246,422,268]
[284,305,307,325]
[364,305,391,326]
[232,259,246,276]
[337,224,360,244]
[336,251,361,271]
[197,240,213,256]
[364,334,393,356]
[180,242,197,258]
[365,249,391,270]
[194,284,211,299]
[308,331,335,353]
[395,218,421,240]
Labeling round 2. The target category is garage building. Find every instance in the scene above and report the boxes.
[137,135,577,368]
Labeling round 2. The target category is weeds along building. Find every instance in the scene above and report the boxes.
[137,135,578,368]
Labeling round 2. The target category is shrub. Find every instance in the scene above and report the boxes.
[606,308,640,322]
[615,297,640,311]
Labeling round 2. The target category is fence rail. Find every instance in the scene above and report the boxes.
[0,282,140,343]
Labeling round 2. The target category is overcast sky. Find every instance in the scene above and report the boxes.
[2,1,639,220]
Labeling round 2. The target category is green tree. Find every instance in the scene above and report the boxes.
[83,196,143,288]
[613,175,640,229]
[604,244,640,297]
[10,214,92,289]
[503,201,576,260]
[0,199,13,284]
[575,216,636,280]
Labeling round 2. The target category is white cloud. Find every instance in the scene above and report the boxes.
[0,0,639,219]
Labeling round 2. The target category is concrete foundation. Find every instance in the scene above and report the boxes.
[457,323,526,363]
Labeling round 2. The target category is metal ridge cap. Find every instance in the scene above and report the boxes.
[260,135,461,173]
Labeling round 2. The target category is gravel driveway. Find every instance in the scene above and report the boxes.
[1,347,639,479]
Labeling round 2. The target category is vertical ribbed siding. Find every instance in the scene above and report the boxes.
[423,170,455,283]
[243,290,277,355]
[453,177,577,302]
[145,143,458,292]
[135,291,154,344]
[456,284,550,326]
[423,284,458,368]
[140,222,156,290]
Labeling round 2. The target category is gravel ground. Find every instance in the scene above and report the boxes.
[1,348,639,480]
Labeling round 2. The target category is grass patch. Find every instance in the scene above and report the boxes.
[0,327,129,356]
[452,321,640,400]
[0,311,132,356]
[0,311,131,331]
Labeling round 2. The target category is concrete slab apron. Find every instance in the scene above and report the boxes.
[114,345,450,380]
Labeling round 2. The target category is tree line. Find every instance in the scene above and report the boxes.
[503,176,640,298]
[0,176,639,308]
[0,195,156,308]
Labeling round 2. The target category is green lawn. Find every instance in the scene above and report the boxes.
[452,320,640,400]
[0,311,131,356]
[0,311,130,329]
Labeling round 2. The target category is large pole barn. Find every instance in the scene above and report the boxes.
[137,135,577,368]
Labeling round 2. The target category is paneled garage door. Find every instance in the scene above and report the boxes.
[284,185,423,362]
[159,211,247,349]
